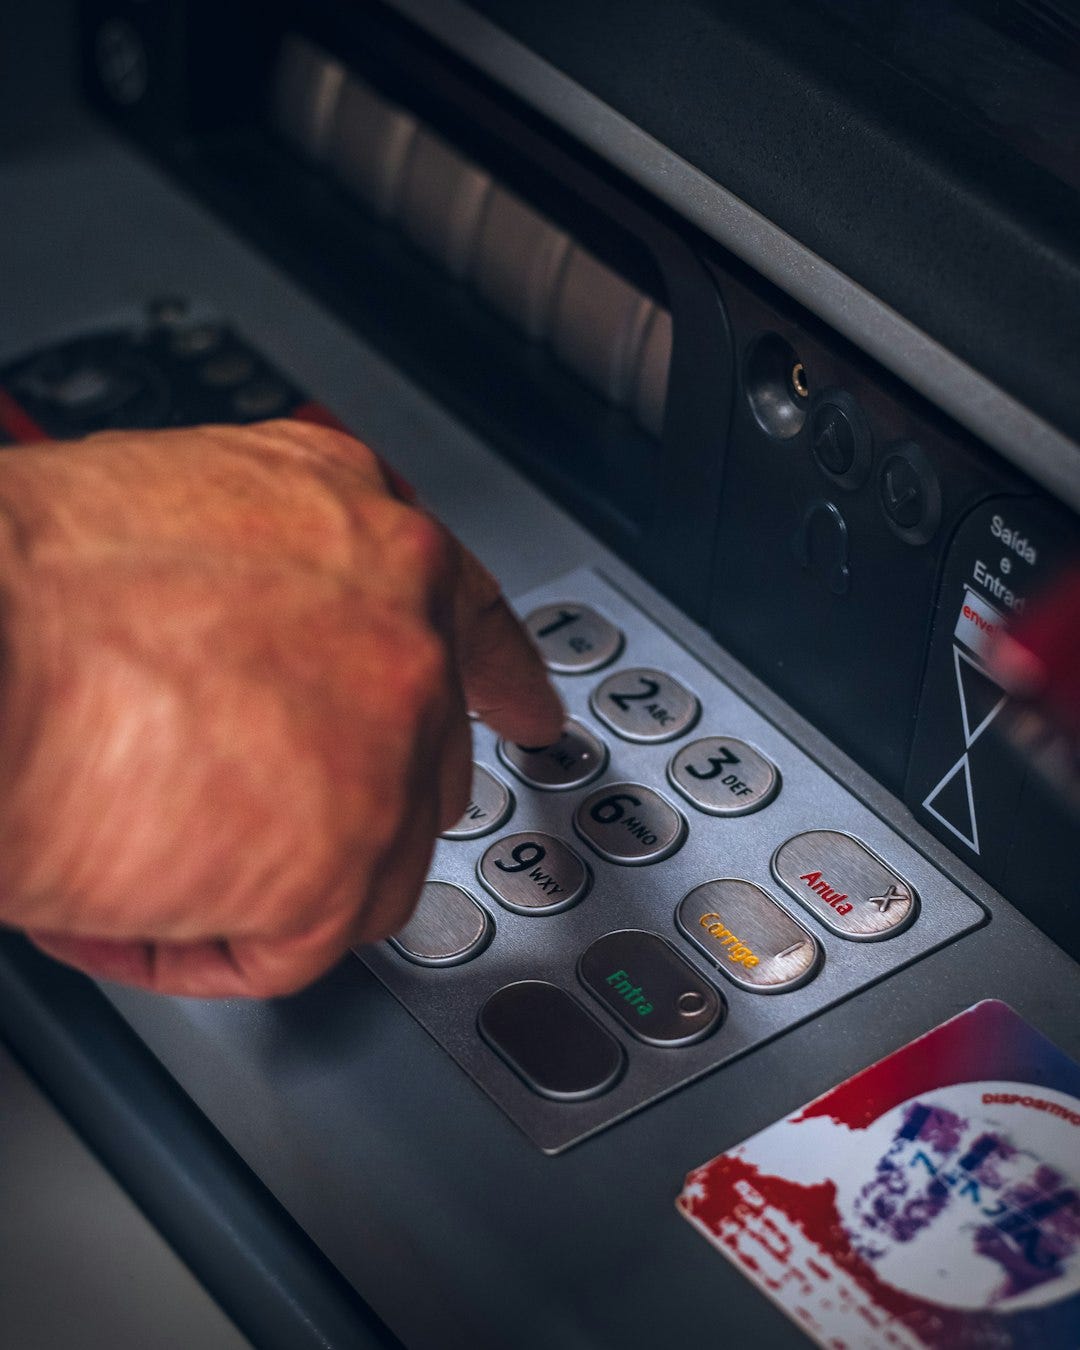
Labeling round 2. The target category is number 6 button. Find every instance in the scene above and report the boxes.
[668,737,779,817]
[590,668,700,743]
[574,784,687,865]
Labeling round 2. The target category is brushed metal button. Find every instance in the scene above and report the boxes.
[441,764,514,841]
[668,736,779,816]
[523,603,623,674]
[498,719,607,791]
[772,830,918,940]
[390,881,492,967]
[574,783,686,865]
[478,833,590,915]
[677,880,821,992]
[590,667,700,744]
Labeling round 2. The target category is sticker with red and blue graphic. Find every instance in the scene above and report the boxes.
[678,1001,1080,1348]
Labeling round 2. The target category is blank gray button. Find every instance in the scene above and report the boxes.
[478,833,589,915]
[677,880,821,992]
[590,667,700,743]
[772,831,918,940]
[478,981,625,1101]
[524,603,623,674]
[578,930,722,1046]
[574,783,686,865]
[390,881,491,966]
[441,764,513,840]
[498,719,607,791]
[668,736,780,816]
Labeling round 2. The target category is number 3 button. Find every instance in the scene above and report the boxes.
[668,737,779,817]
[590,668,700,744]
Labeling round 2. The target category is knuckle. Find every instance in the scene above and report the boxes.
[386,509,454,593]
[250,419,380,473]
[383,626,452,716]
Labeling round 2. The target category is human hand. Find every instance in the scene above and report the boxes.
[0,420,562,997]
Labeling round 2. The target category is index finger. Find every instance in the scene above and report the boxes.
[451,545,564,746]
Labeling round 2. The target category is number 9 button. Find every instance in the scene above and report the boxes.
[479,833,591,915]
[589,668,700,744]
[668,737,779,817]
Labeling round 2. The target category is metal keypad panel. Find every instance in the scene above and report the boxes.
[358,569,985,1153]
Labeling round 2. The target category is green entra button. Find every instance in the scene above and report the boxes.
[578,930,723,1047]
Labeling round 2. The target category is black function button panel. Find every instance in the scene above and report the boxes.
[357,570,985,1153]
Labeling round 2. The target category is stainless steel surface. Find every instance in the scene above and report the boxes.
[573,782,687,866]
[389,880,493,966]
[524,602,624,674]
[361,569,985,1153]
[676,879,821,992]
[550,246,654,405]
[388,0,1080,514]
[477,980,626,1101]
[471,186,571,340]
[477,831,590,915]
[441,762,514,840]
[497,717,608,790]
[668,735,780,817]
[772,829,918,940]
[578,930,723,1047]
[589,667,700,744]
[329,76,419,218]
[398,130,493,279]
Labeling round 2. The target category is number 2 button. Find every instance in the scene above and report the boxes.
[590,668,700,744]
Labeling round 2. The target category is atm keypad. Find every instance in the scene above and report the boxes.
[358,569,984,1153]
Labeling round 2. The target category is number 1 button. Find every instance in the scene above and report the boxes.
[590,668,700,743]
[524,603,623,674]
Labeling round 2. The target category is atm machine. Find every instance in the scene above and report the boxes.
[1,1,1079,1346]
